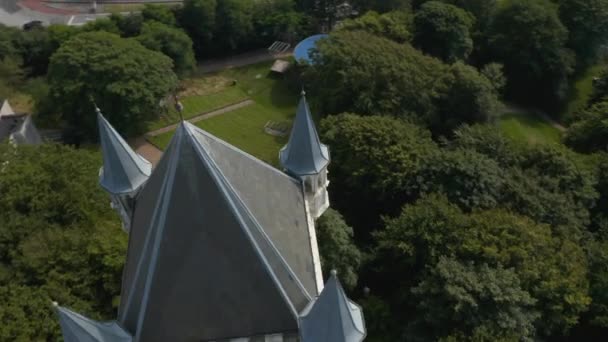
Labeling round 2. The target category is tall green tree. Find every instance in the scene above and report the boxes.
[305,30,445,118]
[414,1,475,62]
[374,195,590,339]
[316,208,362,290]
[339,10,414,43]
[564,100,608,153]
[180,0,217,57]
[556,0,608,64]
[487,0,574,109]
[47,31,177,142]
[431,62,500,134]
[142,4,177,26]
[319,113,439,237]
[0,143,128,340]
[137,21,196,76]
[214,0,254,52]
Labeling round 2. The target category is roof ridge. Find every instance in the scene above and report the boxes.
[184,123,312,306]
[187,122,303,184]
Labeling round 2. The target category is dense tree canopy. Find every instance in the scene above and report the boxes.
[487,0,573,109]
[373,195,590,340]
[320,114,439,236]
[556,0,608,64]
[315,208,362,290]
[306,30,499,135]
[181,0,217,56]
[339,10,413,43]
[142,4,178,26]
[305,30,445,119]
[47,31,177,142]
[414,1,475,62]
[0,143,127,340]
[564,101,608,153]
[137,21,196,76]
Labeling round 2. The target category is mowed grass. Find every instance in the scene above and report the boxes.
[500,111,562,145]
[148,61,298,165]
[147,86,249,131]
[149,103,289,166]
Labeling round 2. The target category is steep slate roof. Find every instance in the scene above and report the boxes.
[97,110,151,195]
[279,92,329,176]
[299,271,366,342]
[54,304,132,342]
[192,125,321,295]
[118,122,312,341]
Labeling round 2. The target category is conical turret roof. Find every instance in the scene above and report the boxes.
[97,109,151,195]
[279,92,329,176]
[299,271,366,342]
[0,100,15,117]
[54,304,132,342]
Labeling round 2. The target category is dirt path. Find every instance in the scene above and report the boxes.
[198,49,292,74]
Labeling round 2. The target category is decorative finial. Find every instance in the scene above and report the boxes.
[52,301,58,307]
[91,98,101,115]
[330,269,337,277]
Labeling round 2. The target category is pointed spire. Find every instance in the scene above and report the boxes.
[0,100,15,117]
[299,270,366,342]
[97,109,151,195]
[10,115,42,145]
[279,92,329,176]
[54,303,132,342]
[118,122,311,341]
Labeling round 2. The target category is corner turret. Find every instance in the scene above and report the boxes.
[97,107,151,231]
[280,91,330,219]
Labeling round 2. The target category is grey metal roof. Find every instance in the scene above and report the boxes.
[9,115,42,145]
[299,271,366,342]
[118,122,312,341]
[97,110,151,195]
[279,93,329,176]
[54,304,132,342]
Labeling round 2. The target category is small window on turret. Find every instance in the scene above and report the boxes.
[305,178,313,193]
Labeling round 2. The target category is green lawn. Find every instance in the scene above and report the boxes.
[499,111,562,145]
[148,61,298,165]
[560,64,606,120]
[147,86,249,131]
[149,103,289,165]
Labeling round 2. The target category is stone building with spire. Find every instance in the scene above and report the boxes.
[54,93,366,342]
